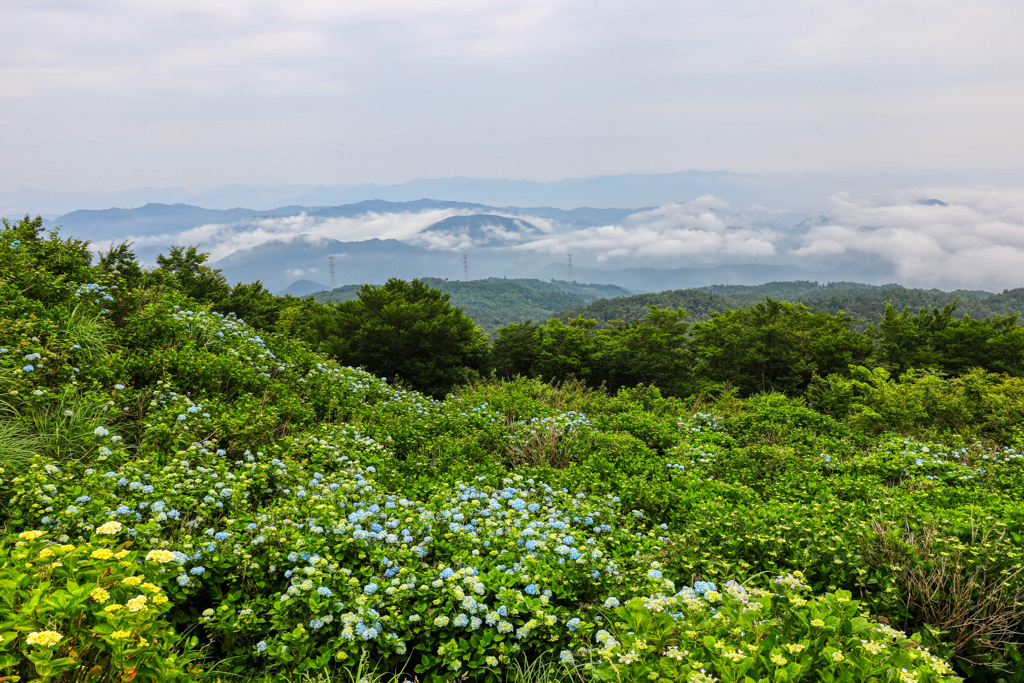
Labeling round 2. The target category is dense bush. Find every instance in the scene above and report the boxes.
[7,217,1024,682]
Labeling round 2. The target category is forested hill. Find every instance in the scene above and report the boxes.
[313,277,633,335]
[558,280,1024,326]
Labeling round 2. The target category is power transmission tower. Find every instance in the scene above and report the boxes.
[463,254,469,281]
[567,253,573,282]
[327,256,336,289]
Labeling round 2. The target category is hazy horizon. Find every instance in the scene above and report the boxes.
[4,0,1023,294]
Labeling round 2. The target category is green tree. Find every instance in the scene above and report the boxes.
[15,214,46,241]
[490,320,542,379]
[533,317,597,385]
[151,245,230,304]
[690,298,872,396]
[330,278,488,398]
[870,303,1024,377]
[97,241,145,288]
[591,306,692,395]
[213,281,289,332]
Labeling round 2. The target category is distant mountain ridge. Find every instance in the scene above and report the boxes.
[555,281,1024,330]
[33,195,1004,295]
[5,169,875,215]
[311,277,635,336]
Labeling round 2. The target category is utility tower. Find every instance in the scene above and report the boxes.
[567,253,573,282]
[327,256,336,289]
[463,254,469,281]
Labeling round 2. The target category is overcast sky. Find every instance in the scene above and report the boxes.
[2,0,1022,192]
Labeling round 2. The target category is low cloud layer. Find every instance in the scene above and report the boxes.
[514,196,780,264]
[105,188,1024,292]
[794,189,1024,291]
[119,208,467,262]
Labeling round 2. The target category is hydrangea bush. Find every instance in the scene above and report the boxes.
[0,218,988,681]
[0,527,200,681]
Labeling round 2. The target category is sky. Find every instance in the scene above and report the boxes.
[3,0,1024,192]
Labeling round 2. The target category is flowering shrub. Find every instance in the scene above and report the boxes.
[585,572,957,683]
[0,529,199,682]
[0,217,997,681]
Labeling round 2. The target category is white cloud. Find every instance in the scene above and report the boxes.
[792,189,1024,290]
[88,188,1024,292]
[513,197,780,262]
[120,208,468,261]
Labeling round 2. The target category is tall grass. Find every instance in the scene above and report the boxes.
[26,389,112,462]
[0,370,112,463]
[62,303,112,360]
[0,418,40,468]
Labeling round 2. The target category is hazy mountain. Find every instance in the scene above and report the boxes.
[23,187,1015,293]
[278,279,331,297]
[43,202,320,242]
[420,214,541,247]
[211,236,461,291]
[530,261,898,292]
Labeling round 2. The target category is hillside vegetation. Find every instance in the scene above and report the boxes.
[4,218,1024,683]
[556,281,1024,329]
[314,278,633,337]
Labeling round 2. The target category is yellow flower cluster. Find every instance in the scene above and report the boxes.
[111,630,132,640]
[121,576,142,586]
[95,521,123,535]
[152,594,169,606]
[26,630,63,647]
[770,653,788,666]
[145,549,175,563]
[90,587,110,603]
[126,595,148,612]
[19,530,45,541]
[39,547,55,559]
[105,604,124,613]
[91,548,114,560]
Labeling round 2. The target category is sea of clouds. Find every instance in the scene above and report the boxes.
[111,187,1024,292]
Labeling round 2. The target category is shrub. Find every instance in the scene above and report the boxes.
[0,527,200,682]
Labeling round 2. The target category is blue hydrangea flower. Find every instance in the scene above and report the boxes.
[363,583,378,595]
[190,566,206,575]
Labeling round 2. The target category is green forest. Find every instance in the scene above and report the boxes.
[314,278,633,337]
[556,281,1024,330]
[5,217,1024,683]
